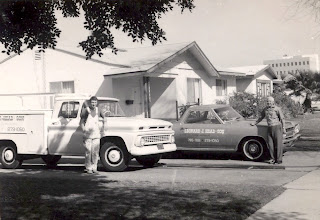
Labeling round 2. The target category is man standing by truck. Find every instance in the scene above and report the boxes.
[80,96,105,174]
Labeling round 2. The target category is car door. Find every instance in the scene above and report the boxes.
[198,109,236,151]
[47,101,84,156]
[174,109,208,149]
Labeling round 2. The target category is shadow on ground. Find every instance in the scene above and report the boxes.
[0,169,284,220]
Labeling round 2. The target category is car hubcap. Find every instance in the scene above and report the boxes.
[4,149,14,162]
[249,144,258,153]
[108,149,121,163]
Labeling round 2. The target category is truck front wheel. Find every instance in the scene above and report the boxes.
[0,145,21,169]
[136,155,162,167]
[99,142,130,172]
[41,155,62,168]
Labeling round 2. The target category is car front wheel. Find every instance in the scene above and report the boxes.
[242,139,264,161]
[99,142,130,172]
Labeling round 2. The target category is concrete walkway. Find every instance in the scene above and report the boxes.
[247,169,320,220]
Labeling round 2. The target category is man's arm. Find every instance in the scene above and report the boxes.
[80,109,88,131]
[278,107,286,133]
[251,108,265,126]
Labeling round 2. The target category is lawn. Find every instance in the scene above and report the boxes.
[0,173,284,220]
[290,112,320,137]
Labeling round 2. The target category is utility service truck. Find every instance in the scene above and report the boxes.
[0,94,176,171]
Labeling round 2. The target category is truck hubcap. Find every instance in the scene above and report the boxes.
[4,149,14,162]
[108,149,121,163]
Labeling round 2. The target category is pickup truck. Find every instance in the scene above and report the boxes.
[172,104,300,161]
[0,94,176,171]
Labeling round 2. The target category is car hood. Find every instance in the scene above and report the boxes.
[229,119,296,129]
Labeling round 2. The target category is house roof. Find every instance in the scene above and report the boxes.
[101,41,220,77]
[0,42,220,77]
[226,65,278,79]
[216,67,246,77]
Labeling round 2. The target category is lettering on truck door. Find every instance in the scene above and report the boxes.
[47,101,84,155]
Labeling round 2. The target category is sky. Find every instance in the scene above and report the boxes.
[56,0,320,68]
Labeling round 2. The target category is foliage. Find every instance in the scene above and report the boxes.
[229,92,303,119]
[0,0,194,58]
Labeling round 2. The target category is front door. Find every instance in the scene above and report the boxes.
[47,101,84,156]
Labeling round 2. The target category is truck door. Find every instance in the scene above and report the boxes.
[47,101,84,156]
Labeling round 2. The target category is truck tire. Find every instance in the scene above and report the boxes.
[41,155,62,167]
[99,142,130,172]
[241,138,265,161]
[136,155,162,167]
[0,145,21,169]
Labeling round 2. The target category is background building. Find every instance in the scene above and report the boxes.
[263,54,320,78]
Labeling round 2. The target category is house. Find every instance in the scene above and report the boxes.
[215,67,246,103]
[0,42,243,119]
[226,65,279,97]
[95,42,220,119]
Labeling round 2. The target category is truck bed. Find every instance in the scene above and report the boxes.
[0,110,52,155]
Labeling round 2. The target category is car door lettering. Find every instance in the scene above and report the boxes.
[184,128,225,134]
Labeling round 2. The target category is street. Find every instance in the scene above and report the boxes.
[1,144,320,220]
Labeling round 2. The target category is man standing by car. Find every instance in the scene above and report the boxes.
[80,96,105,174]
[251,96,286,164]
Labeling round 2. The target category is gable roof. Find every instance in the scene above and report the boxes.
[227,65,278,79]
[101,41,220,77]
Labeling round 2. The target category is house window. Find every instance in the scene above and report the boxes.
[291,62,293,66]
[257,81,271,97]
[187,78,201,103]
[276,64,278,67]
[50,81,75,93]
[272,64,274,67]
[216,79,227,96]
[303,61,305,65]
[307,61,309,65]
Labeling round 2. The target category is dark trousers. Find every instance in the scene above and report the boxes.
[267,124,283,162]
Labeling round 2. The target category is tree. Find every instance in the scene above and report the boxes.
[0,0,194,59]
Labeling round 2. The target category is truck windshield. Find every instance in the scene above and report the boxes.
[98,101,126,117]
[214,106,243,122]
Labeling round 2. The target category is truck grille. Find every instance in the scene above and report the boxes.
[144,135,170,144]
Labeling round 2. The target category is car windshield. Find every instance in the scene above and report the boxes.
[214,106,243,122]
[98,100,126,117]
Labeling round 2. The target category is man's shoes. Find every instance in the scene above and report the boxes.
[92,170,99,174]
[275,161,282,165]
[84,169,93,174]
[267,159,275,164]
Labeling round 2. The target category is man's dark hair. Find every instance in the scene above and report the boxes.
[90,96,98,101]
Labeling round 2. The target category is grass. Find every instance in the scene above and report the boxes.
[0,173,285,220]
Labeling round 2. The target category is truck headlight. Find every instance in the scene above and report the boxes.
[140,137,146,146]
[171,135,175,143]
[295,124,300,134]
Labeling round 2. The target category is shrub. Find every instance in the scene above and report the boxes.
[229,92,303,119]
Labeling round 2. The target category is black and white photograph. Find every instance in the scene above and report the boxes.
[0,0,320,219]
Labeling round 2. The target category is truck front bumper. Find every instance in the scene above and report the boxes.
[130,143,177,156]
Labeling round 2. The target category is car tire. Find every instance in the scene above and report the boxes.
[242,138,265,161]
[136,154,162,167]
[0,145,21,169]
[41,155,62,167]
[99,142,130,172]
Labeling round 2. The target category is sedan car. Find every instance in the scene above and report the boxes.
[172,104,301,161]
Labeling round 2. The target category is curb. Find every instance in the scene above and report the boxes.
[299,136,320,141]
